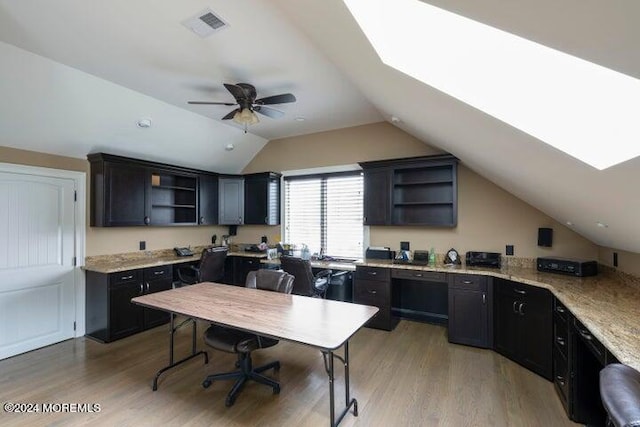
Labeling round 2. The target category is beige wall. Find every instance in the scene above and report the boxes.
[242,122,442,173]
[598,247,640,277]
[0,146,87,172]
[240,122,598,260]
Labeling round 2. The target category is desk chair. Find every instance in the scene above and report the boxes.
[202,269,295,407]
[600,363,640,427]
[176,246,227,286]
[279,255,331,298]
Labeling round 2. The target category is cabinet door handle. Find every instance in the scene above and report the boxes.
[200,216,205,224]
[512,301,519,313]
[368,290,377,295]
[578,328,593,341]
[153,271,164,276]
[556,306,566,313]
[146,282,150,292]
[556,375,566,386]
[482,293,486,304]
[139,283,143,294]
[144,216,150,225]
[518,302,525,316]
[414,273,423,277]
[265,216,268,224]
[121,275,133,281]
[368,271,377,276]
[556,336,566,346]
[514,289,526,295]
[463,280,473,284]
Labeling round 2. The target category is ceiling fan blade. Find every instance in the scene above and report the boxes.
[221,108,240,120]
[255,93,296,105]
[254,105,285,119]
[224,83,249,102]
[188,101,237,106]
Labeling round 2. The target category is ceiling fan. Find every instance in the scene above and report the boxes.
[188,83,296,131]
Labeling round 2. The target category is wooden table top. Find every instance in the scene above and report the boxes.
[131,283,379,350]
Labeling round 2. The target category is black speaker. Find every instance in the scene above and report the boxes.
[538,228,553,247]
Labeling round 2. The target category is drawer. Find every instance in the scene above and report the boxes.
[109,270,141,286]
[355,266,391,282]
[553,347,569,405]
[450,274,487,290]
[144,265,172,281]
[554,313,569,358]
[554,298,569,321]
[574,318,606,365]
[353,279,390,308]
[392,269,446,282]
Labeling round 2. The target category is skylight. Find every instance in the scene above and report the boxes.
[342,0,640,170]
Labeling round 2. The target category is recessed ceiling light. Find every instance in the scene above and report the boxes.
[343,0,640,169]
[295,117,305,122]
[596,221,608,228]
[225,144,234,151]
[137,118,152,128]
[566,221,573,226]
[391,116,401,123]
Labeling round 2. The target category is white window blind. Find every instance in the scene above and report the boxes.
[284,172,363,259]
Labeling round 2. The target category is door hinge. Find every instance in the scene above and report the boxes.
[74,190,77,202]
[72,257,77,266]
[73,321,76,331]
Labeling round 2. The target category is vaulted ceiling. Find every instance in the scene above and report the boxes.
[1,0,638,253]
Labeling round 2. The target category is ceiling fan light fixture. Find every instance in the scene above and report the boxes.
[232,108,259,125]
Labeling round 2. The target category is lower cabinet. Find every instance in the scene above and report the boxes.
[494,278,553,380]
[221,255,263,286]
[86,265,172,343]
[448,274,492,348]
[353,266,398,331]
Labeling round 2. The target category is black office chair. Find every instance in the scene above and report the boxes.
[176,246,227,286]
[600,363,640,427]
[279,255,331,298]
[202,269,295,407]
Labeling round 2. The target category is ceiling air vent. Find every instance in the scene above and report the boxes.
[182,8,228,38]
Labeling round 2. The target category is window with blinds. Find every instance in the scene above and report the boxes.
[284,172,363,259]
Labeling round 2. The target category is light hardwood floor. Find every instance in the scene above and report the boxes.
[0,320,578,426]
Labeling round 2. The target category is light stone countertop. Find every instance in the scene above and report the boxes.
[83,246,266,274]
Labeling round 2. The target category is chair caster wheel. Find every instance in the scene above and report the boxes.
[273,384,281,394]
[202,380,212,389]
[225,396,236,407]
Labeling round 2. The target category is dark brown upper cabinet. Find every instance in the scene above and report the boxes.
[89,153,216,227]
[359,154,459,227]
[244,172,281,225]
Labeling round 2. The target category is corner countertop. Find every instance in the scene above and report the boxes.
[356,259,640,372]
[83,246,266,274]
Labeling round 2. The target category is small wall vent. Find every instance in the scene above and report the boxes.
[182,8,228,38]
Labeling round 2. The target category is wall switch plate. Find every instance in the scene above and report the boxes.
[400,241,410,251]
[505,245,514,256]
[613,252,618,267]
[139,241,146,250]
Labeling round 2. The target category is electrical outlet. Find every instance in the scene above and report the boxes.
[613,252,618,267]
[506,245,514,256]
[139,241,146,250]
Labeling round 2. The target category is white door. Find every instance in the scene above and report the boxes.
[0,171,76,360]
